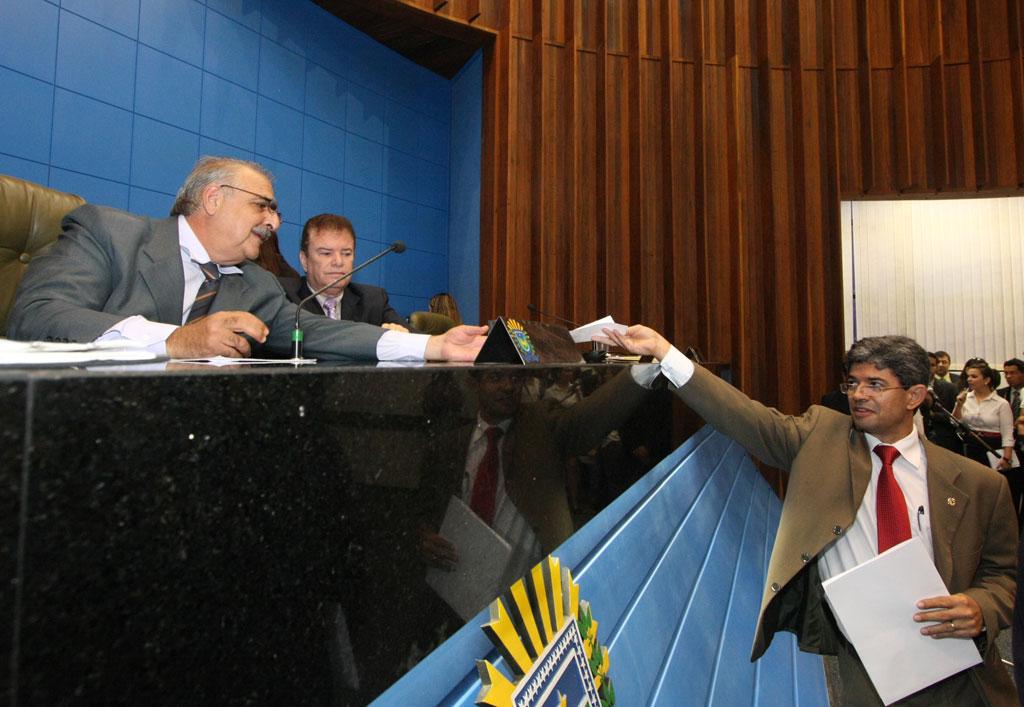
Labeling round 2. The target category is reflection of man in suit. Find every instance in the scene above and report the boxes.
[421,368,652,579]
[278,214,410,332]
[598,327,1017,705]
[8,157,483,361]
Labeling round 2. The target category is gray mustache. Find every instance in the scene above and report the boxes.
[253,225,274,242]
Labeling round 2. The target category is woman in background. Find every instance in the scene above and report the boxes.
[953,360,1015,469]
[429,292,462,325]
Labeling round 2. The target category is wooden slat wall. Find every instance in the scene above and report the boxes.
[395,0,1024,412]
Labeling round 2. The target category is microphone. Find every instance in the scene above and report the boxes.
[291,241,406,359]
[527,303,580,329]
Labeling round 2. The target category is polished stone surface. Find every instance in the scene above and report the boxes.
[1,362,675,705]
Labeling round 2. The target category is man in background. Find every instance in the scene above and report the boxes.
[935,350,959,386]
[279,214,410,332]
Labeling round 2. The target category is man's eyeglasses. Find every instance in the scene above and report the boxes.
[839,381,909,395]
[219,184,281,220]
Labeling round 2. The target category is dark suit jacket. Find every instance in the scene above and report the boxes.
[675,365,1018,705]
[278,277,410,329]
[997,386,1022,418]
[7,205,385,360]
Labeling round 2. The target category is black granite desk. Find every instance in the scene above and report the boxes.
[1,362,675,705]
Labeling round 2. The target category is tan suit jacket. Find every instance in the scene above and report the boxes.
[677,365,1018,705]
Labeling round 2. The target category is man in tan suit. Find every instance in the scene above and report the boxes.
[596,327,1017,705]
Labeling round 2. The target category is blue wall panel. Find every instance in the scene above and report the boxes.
[372,426,829,706]
[0,0,481,323]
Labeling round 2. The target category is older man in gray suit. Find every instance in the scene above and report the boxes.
[7,157,485,362]
[597,327,1017,705]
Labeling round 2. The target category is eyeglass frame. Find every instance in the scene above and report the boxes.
[218,183,282,221]
[838,380,911,395]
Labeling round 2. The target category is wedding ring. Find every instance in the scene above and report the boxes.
[949,621,956,631]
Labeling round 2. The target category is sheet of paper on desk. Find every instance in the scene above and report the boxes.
[173,356,316,366]
[0,339,161,366]
[821,537,981,704]
[569,315,628,344]
[425,496,512,621]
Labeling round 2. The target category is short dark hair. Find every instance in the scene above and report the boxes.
[927,352,937,363]
[300,214,356,253]
[965,360,1000,390]
[1004,358,1024,372]
[935,350,951,360]
[845,335,930,388]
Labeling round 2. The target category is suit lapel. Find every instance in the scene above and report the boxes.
[138,218,186,325]
[340,285,361,321]
[923,445,967,586]
[847,428,873,520]
[298,280,326,316]
[211,269,251,314]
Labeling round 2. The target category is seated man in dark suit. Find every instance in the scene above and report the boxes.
[7,156,484,361]
[278,214,410,332]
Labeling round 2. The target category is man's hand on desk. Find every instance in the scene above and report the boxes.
[913,593,984,638]
[424,324,488,362]
[166,311,269,358]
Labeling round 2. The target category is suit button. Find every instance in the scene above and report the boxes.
[19,253,31,264]
[801,553,812,563]
[832,525,843,536]
[770,583,780,592]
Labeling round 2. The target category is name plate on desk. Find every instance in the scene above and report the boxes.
[476,318,583,365]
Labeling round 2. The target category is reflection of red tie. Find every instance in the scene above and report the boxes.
[874,444,910,553]
[470,427,503,525]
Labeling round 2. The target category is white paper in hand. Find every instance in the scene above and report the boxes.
[821,537,981,704]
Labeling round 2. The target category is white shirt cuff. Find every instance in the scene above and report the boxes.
[97,316,176,356]
[658,345,695,387]
[376,330,430,361]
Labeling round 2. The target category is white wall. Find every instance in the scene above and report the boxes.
[842,197,1024,370]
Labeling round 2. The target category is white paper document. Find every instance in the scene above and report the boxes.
[569,315,628,344]
[0,338,161,367]
[173,356,315,366]
[425,496,512,621]
[821,538,982,704]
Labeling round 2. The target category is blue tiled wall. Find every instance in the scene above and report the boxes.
[0,0,474,320]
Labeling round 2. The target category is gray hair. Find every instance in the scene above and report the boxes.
[845,335,931,388]
[170,156,273,216]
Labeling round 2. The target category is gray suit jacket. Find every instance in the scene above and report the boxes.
[676,365,1017,705]
[7,205,384,360]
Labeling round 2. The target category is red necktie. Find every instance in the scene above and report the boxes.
[874,444,911,553]
[470,427,503,525]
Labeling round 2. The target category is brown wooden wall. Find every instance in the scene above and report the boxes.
[394,0,1024,413]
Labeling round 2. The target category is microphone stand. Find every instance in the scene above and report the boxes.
[929,392,1000,457]
[292,241,406,360]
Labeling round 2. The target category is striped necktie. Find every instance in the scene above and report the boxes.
[186,261,221,323]
[322,297,338,320]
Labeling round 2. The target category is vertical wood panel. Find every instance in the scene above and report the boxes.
[394,0,1024,417]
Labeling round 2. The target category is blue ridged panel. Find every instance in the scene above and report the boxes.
[372,426,829,706]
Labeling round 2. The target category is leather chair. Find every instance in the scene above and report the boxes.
[409,311,456,335]
[0,174,85,334]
